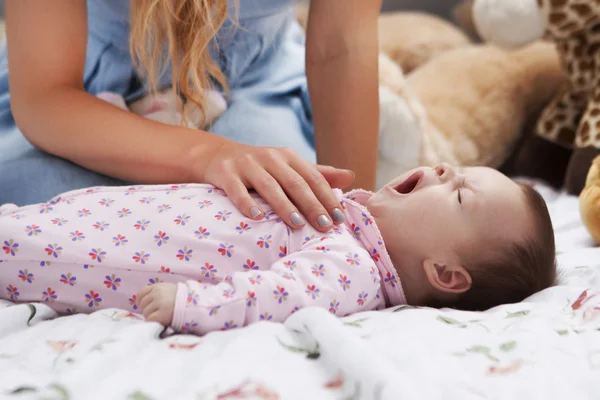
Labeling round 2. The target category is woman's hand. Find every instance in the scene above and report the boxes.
[204,142,355,232]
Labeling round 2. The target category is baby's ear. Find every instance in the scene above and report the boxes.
[423,259,472,294]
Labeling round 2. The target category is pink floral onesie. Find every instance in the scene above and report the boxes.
[0,184,406,335]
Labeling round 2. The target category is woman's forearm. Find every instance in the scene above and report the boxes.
[307,49,380,191]
[6,0,220,185]
[306,1,381,191]
[12,87,229,184]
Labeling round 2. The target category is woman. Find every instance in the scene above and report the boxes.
[0,0,381,232]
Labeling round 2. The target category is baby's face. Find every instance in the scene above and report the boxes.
[367,164,532,267]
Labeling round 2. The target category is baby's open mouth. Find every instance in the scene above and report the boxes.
[393,171,423,194]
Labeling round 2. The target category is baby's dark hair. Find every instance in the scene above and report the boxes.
[452,183,558,311]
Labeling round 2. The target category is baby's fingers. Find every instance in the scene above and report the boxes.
[141,302,160,319]
[136,286,154,310]
[146,310,168,325]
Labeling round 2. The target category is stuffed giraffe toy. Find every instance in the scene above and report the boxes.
[474,0,600,195]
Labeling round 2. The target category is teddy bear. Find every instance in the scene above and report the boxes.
[471,0,600,195]
[580,155,600,244]
[97,88,227,129]
[293,8,566,188]
[368,9,566,188]
[376,40,565,188]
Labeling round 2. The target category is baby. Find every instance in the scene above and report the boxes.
[0,164,557,335]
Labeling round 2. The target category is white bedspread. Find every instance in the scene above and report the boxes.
[1,182,599,400]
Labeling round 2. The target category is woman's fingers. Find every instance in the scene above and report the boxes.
[267,160,335,232]
[315,164,355,189]
[288,157,349,226]
[218,173,264,220]
[244,161,308,229]
[206,144,353,232]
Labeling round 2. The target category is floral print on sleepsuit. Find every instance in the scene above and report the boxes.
[0,184,406,335]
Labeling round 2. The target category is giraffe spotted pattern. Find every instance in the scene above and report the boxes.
[535,0,600,149]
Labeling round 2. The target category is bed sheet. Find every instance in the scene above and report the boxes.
[0,182,599,400]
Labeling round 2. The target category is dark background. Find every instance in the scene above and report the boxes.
[381,0,459,19]
[0,1,461,19]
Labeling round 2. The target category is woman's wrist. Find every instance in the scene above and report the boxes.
[182,131,235,184]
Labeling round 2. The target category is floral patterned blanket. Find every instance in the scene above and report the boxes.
[0,182,598,400]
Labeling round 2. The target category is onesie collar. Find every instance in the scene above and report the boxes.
[334,189,407,307]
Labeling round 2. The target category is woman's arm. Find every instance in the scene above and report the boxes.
[6,0,221,184]
[6,0,354,232]
[306,0,382,191]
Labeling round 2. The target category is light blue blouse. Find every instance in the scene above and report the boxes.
[0,0,303,128]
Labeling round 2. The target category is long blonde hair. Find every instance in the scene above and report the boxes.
[129,0,230,122]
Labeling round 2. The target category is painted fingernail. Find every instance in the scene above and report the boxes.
[250,207,262,219]
[290,212,306,226]
[318,215,333,228]
[332,208,345,223]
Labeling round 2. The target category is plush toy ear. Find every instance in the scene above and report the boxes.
[473,0,547,49]
[128,89,179,117]
[97,92,128,111]
[422,259,472,294]
[203,90,228,125]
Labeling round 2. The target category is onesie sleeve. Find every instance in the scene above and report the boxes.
[170,237,383,335]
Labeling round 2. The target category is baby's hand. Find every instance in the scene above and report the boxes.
[137,283,177,326]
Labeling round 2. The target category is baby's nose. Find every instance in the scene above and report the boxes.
[435,163,455,181]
